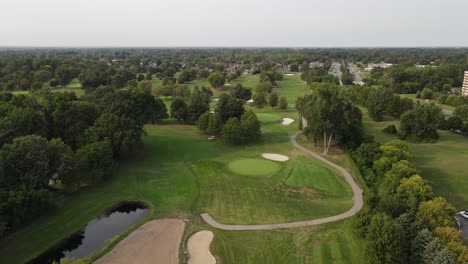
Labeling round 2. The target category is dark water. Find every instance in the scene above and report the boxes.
[29,202,149,264]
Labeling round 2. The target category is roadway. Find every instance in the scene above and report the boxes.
[455,215,468,239]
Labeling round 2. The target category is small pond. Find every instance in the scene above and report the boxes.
[30,202,150,264]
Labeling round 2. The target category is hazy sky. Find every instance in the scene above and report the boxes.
[1,0,468,47]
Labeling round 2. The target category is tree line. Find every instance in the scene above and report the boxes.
[0,82,167,238]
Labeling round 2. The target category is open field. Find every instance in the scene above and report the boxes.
[361,108,468,209]
[0,73,365,264]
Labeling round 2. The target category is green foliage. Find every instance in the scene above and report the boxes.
[75,141,113,184]
[216,94,245,123]
[382,124,397,135]
[400,103,443,142]
[367,87,393,121]
[411,228,434,263]
[88,113,144,158]
[297,83,363,153]
[230,84,252,101]
[365,213,405,264]
[0,135,73,190]
[415,197,456,231]
[279,96,288,109]
[269,92,278,107]
[420,88,434,99]
[454,105,468,121]
[221,117,242,145]
[445,95,465,107]
[207,70,226,88]
[207,112,223,135]
[197,112,210,132]
[252,92,267,108]
[170,98,189,122]
[187,88,210,123]
[221,110,261,145]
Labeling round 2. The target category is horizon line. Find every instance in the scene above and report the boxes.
[1,45,468,49]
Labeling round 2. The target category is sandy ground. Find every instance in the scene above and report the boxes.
[286,73,295,76]
[95,219,184,264]
[262,153,290,162]
[281,118,294,126]
[187,230,216,264]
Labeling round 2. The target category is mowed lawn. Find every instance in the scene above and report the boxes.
[361,108,468,209]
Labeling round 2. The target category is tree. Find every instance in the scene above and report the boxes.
[55,65,79,86]
[454,105,468,121]
[255,82,273,94]
[269,92,279,107]
[89,113,144,158]
[367,87,393,121]
[253,92,267,108]
[422,238,455,264]
[170,98,189,122]
[207,71,226,88]
[0,135,73,190]
[216,94,245,123]
[420,88,434,99]
[222,117,243,145]
[396,175,433,210]
[279,96,288,109]
[230,84,251,101]
[174,84,191,99]
[187,89,210,123]
[240,110,261,143]
[207,113,223,135]
[197,112,210,132]
[400,103,443,142]
[297,84,363,154]
[433,227,468,264]
[411,228,434,263]
[415,197,456,230]
[75,141,113,184]
[365,213,405,264]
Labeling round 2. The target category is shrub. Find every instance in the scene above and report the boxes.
[383,124,397,135]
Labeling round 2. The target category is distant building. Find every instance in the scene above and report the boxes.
[462,71,468,97]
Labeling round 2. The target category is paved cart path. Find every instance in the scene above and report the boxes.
[201,131,363,230]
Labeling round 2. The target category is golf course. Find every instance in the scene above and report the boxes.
[0,74,366,264]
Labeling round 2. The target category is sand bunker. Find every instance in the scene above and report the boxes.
[262,153,290,162]
[95,219,184,264]
[187,230,216,264]
[281,118,294,126]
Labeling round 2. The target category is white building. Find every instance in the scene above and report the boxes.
[462,71,468,97]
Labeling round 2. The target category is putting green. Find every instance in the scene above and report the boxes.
[228,158,281,177]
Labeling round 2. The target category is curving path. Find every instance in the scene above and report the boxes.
[201,131,363,230]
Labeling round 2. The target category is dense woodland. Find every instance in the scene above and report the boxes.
[0,48,467,263]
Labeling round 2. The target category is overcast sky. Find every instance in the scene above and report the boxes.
[1,0,467,47]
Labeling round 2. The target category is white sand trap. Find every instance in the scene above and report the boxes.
[262,153,290,162]
[188,230,216,264]
[95,219,184,264]
[286,73,294,76]
[281,118,295,126]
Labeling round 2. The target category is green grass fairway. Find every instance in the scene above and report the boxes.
[228,158,282,177]
[256,113,282,124]
[361,108,468,209]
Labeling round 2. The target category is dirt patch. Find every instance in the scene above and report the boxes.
[262,153,290,162]
[95,219,184,264]
[187,230,216,264]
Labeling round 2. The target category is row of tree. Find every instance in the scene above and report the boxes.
[0,82,168,237]
[352,140,468,263]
